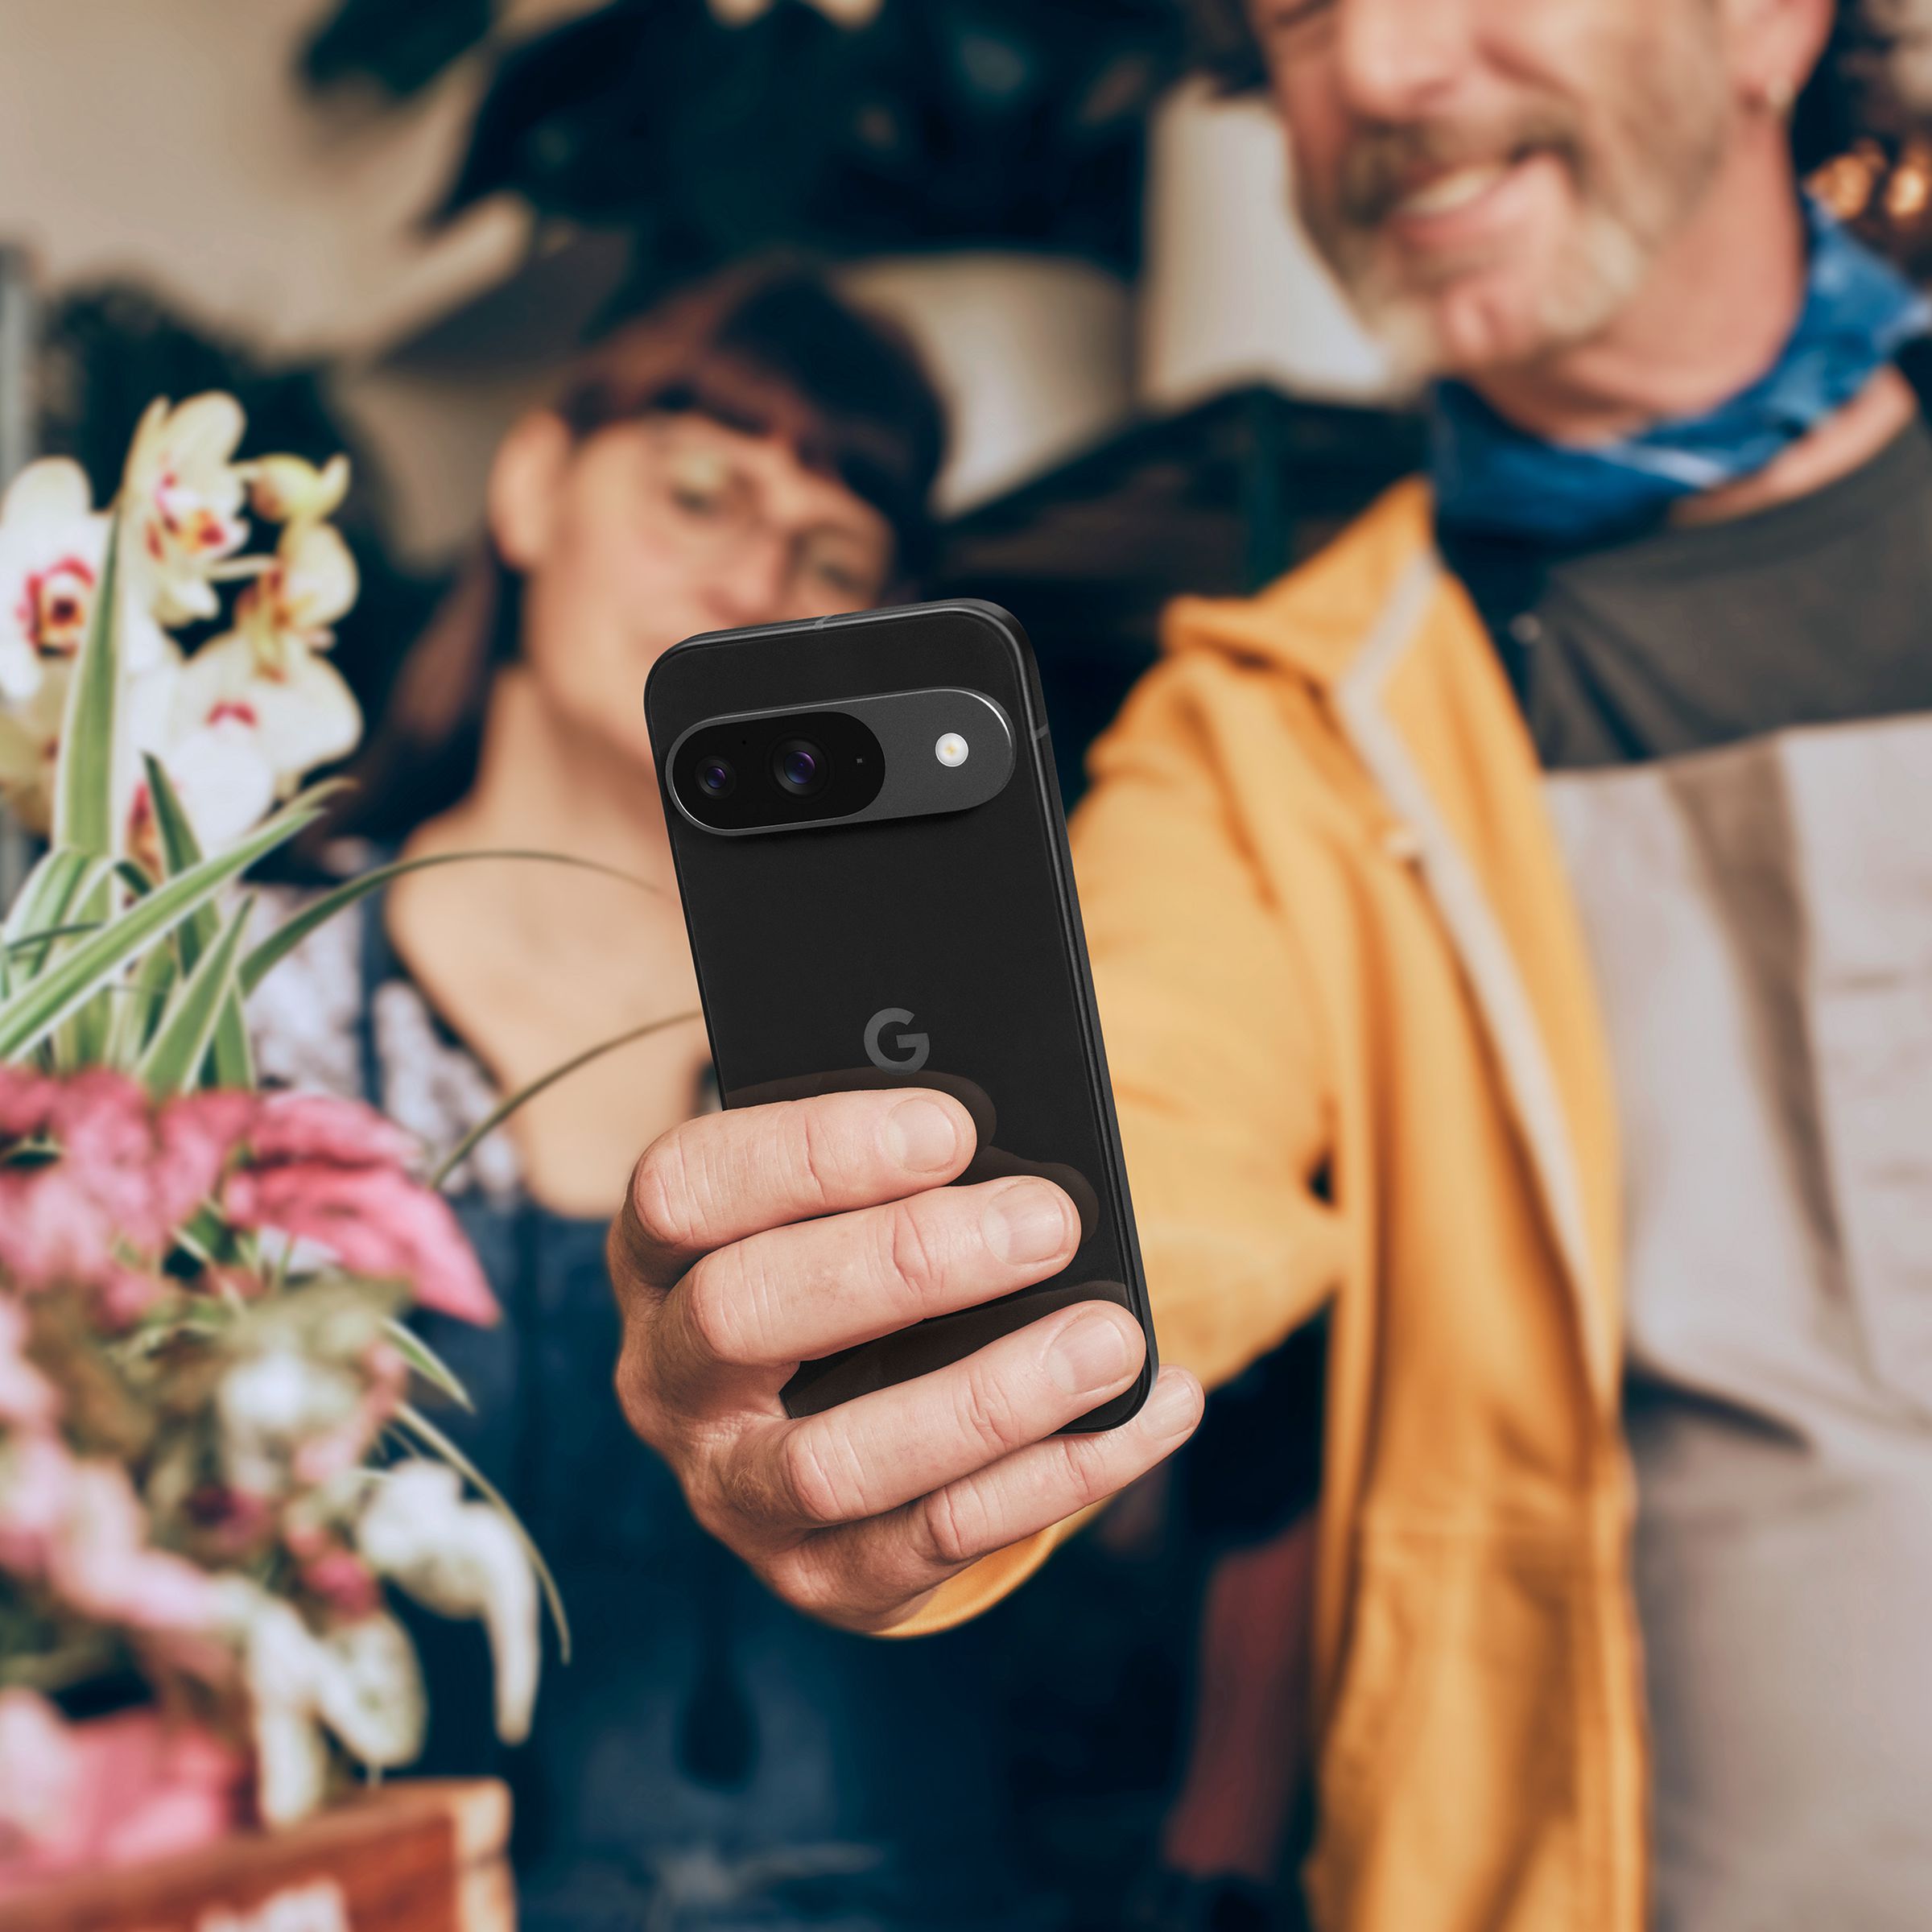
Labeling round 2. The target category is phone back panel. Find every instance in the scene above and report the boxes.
[645,601,1154,1429]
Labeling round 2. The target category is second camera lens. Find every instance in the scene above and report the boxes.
[696,757,736,799]
[772,738,829,799]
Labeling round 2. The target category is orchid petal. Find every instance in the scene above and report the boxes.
[279,523,358,634]
[162,394,247,473]
[357,1463,539,1744]
[1,460,93,527]
[249,454,350,525]
[314,1613,425,1768]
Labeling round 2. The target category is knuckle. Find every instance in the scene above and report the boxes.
[629,1129,703,1254]
[792,1104,853,1211]
[916,1480,989,1571]
[881,1193,947,1307]
[691,1443,769,1543]
[678,1252,750,1367]
[687,1477,752,1548]
[767,1543,845,1620]
[775,1424,852,1530]
[712,1436,774,1525]
[1052,1433,1129,1513]
[611,1339,661,1445]
[951,1357,1032,1463]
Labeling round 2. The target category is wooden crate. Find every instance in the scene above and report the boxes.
[3,1780,512,1932]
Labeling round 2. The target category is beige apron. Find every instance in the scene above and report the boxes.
[1548,712,1932,1932]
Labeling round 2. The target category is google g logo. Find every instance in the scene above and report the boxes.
[864,1007,930,1072]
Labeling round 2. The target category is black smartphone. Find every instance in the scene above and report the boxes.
[644,599,1155,1431]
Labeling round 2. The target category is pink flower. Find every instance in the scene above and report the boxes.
[0,1072,145,1292]
[225,1161,497,1326]
[153,1091,257,1228]
[184,1482,275,1558]
[0,1688,80,1866]
[0,1066,55,1140]
[0,1699,246,1893]
[300,1547,381,1620]
[53,1462,228,1633]
[0,1073,254,1311]
[248,1092,415,1170]
[0,1435,225,1635]
[0,1299,56,1430]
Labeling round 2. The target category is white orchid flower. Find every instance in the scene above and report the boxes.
[246,454,350,526]
[236,520,358,661]
[0,669,65,829]
[0,460,170,708]
[157,616,361,854]
[121,394,250,627]
[709,0,882,26]
[221,1583,427,1826]
[0,638,174,841]
[217,1345,363,1501]
[314,1612,427,1769]
[357,1462,539,1747]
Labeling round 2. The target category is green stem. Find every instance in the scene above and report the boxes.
[427,1009,701,1191]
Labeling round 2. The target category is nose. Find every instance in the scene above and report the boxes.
[702,532,793,627]
[1334,0,1472,124]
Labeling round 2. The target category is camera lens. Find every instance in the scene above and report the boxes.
[772,738,829,799]
[696,757,736,799]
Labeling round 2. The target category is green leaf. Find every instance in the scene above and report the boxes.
[60,976,115,1069]
[238,848,662,998]
[0,792,328,1063]
[137,892,254,1094]
[108,931,183,1066]
[146,753,203,883]
[1,850,110,985]
[2,923,103,957]
[140,754,253,1089]
[205,990,254,1091]
[428,1009,700,1191]
[394,1402,570,1663]
[5,849,117,1063]
[52,515,123,857]
[382,1318,476,1414]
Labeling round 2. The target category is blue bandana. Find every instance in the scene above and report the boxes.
[1430,196,1932,544]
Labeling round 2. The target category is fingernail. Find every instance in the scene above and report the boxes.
[1049,1311,1136,1396]
[886,1098,960,1174]
[1143,1370,1203,1436]
[985,1183,1072,1265]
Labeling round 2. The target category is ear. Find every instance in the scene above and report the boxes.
[1719,0,1835,114]
[487,411,572,572]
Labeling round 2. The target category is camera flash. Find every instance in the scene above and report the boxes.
[935,732,969,768]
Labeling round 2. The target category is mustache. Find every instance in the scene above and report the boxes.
[1336,112,1585,229]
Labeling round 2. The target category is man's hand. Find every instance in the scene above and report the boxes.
[608,1088,1204,1633]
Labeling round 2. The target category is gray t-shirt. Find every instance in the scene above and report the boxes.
[1446,415,1932,1931]
[1449,410,1932,770]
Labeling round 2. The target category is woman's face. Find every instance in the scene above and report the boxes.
[490,409,899,770]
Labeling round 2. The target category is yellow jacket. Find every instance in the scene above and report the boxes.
[898,480,1648,1930]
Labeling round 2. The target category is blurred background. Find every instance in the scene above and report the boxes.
[0,0,1433,791]
[6,4,1931,1929]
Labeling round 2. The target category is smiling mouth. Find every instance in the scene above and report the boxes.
[1392,159,1514,221]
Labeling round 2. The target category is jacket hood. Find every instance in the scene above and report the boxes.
[1160,477,1436,688]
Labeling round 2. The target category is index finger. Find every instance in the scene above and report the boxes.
[610,1088,978,1298]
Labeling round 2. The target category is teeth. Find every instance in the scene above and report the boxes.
[1395,162,1509,219]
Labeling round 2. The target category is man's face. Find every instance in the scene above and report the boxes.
[1252,0,1738,377]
